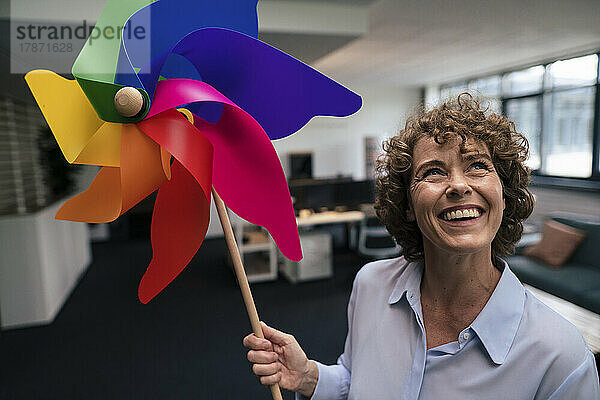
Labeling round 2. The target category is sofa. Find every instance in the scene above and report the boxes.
[507,213,600,314]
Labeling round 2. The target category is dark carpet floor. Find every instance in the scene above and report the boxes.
[0,238,368,400]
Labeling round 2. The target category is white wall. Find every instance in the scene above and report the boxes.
[273,84,421,180]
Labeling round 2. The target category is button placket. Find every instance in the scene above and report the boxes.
[458,330,471,348]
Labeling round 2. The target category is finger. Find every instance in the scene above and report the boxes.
[252,362,280,376]
[243,334,273,351]
[261,322,294,346]
[259,372,282,386]
[247,350,278,364]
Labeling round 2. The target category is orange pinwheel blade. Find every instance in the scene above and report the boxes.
[56,124,170,222]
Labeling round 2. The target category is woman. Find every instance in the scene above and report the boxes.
[243,94,600,399]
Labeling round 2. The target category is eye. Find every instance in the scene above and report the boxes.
[423,167,444,177]
[469,161,491,171]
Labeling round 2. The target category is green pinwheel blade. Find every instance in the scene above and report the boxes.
[76,77,150,122]
[72,0,153,123]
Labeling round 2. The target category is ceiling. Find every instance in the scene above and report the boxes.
[4,0,600,89]
[263,0,600,88]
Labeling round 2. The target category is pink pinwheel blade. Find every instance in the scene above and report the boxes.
[144,79,302,261]
[145,79,237,119]
[194,106,302,262]
[139,159,210,304]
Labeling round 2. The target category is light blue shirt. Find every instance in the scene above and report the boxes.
[299,257,599,400]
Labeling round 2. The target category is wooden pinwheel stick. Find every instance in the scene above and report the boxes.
[211,187,284,400]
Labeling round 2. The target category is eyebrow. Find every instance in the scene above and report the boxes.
[461,152,493,163]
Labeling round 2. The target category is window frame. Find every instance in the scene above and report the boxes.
[439,51,600,191]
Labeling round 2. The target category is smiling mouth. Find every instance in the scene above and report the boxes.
[438,207,485,222]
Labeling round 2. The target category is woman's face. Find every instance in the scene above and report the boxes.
[408,135,505,256]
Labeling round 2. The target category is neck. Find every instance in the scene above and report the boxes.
[420,242,501,311]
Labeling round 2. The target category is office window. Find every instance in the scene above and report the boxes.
[543,88,595,177]
[505,97,541,170]
[469,75,501,113]
[502,66,545,97]
[440,82,468,101]
[434,52,600,183]
[547,55,598,88]
[469,75,501,96]
[441,77,501,112]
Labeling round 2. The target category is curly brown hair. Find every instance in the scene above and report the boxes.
[375,93,535,261]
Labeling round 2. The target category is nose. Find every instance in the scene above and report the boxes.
[445,174,472,198]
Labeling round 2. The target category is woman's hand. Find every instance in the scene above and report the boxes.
[243,322,318,398]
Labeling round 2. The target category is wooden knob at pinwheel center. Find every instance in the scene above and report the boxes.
[114,87,144,117]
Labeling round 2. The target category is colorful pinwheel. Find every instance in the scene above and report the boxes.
[26,1,360,397]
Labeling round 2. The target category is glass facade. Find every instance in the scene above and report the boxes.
[439,52,600,181]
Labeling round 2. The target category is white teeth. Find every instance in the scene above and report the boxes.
[443,208,481,221]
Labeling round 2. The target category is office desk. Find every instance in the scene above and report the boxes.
[281,211,366,283]
[296,210,365,227]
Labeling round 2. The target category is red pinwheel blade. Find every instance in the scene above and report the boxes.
[135,109,214,303]
[136,109,213,202]
[138,159,210,304]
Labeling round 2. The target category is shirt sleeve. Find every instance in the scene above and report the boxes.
[295,268,363,400]
[294,359,351,400]
[547,350,600,400]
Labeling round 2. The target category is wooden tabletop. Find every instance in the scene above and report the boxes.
[296,210,365,227]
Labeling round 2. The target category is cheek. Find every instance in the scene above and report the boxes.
[475,178,504,216]
[409,183,443,219]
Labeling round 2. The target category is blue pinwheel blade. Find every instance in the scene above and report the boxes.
[134,28,363,139]
[115,0,258,89]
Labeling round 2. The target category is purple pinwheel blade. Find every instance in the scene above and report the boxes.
[115,0,258,89]
[136,28,362,139]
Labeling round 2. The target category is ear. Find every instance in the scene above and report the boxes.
[405,188,416,221]
[406,204,416,222]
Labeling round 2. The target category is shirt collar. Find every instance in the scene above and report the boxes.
[387,257,525,365]
[388,259,423,305]
[470,258,525,365]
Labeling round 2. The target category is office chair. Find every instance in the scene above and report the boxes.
[357,205,402,259]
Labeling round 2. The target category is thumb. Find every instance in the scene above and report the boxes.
[261,322,293,346]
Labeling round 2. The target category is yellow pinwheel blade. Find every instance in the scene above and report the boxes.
[74,122,121,167]
[24,70,120,166]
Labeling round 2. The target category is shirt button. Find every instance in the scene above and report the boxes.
[462,332,471,341]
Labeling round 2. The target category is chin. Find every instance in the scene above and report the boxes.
[428,237,492,257]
